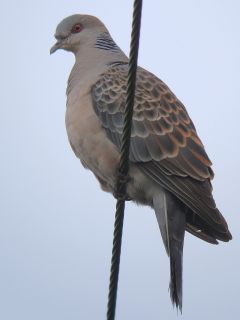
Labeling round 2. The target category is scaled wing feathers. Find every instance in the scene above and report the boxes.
[91,64,231,242]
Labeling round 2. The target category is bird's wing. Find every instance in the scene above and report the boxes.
[91,64,231,242]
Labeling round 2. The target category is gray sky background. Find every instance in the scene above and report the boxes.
[1,1,239,319]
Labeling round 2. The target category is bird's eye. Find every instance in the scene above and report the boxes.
[71,23,83,34]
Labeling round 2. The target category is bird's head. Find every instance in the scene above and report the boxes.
[50,14,107,55]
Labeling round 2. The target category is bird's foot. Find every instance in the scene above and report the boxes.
[113,172,132,201]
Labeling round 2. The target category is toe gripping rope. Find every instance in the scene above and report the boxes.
[106,1,143,319]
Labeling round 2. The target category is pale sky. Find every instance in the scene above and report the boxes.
[1,1,239,319]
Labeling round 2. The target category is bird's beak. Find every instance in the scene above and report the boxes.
[50,41,63,55]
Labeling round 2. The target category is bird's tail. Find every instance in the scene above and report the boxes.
[153,191,186,312]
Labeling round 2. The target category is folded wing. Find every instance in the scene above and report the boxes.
[91,64,232,243]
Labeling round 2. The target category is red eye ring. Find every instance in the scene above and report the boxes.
[71,23,82,34]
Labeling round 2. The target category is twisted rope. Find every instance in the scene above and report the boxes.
[106,1,143,319]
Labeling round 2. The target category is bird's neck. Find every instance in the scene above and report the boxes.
[67,34,128,95]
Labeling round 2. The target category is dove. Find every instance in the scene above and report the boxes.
[50,14,232,311]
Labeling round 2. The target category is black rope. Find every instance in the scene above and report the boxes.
[106,1,143,319]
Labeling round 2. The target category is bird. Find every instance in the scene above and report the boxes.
[50,14,232,311]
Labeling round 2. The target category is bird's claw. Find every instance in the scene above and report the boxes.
[113,172,132,201]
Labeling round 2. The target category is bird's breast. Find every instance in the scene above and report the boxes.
[65,85,120,190]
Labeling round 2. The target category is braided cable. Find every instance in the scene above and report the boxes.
[106,1,143,319]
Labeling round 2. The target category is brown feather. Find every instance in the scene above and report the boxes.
[91,64,232,243]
